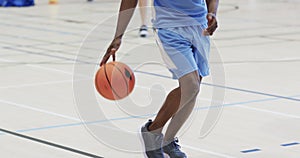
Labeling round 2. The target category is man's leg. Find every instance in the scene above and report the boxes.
[138,0,148,37]
[164,74,202,142]
[148,87,181,133]
[141,71,200,157]
[161,72,200,158]
[148,71,200,133]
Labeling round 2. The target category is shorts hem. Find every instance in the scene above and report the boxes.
[171,68,198,79]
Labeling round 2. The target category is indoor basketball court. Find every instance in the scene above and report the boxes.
[0,0,299,158]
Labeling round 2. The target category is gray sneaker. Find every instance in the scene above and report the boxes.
[163,138,187,158]
[140,120,165,158]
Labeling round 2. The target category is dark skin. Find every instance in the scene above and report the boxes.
[100,0,219,65]
[148,87,181,132]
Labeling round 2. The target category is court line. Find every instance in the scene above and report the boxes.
[1,86,298,157]
[1,43,299,122]
[1,110,237,158]
[0,58,74,75]
[0,113,236,158]
[0,32,105,53]
[0,79,74,89]
[0,58,88,78]
[203,83,300,102]
[2,38,299,103]
[0,22,82,36]
[1,88,299,135]
[2,42,299,103]
[0,67,296,152]
[0,77,90,89]
[0,128,104,158]
[135,70,300,102]
[240,148,261,153]
[236,105,300,119]
[281,142,299,147]
[3,47,92,65]
[0,32,85,47]
[194,97,278,110]
[1,56,299,122]
[195,95,300,119]
[7,94,300,134]
[2,13,93,32]
[0,99,80,122]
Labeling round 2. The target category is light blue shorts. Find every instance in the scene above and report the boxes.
[155,25,210,79]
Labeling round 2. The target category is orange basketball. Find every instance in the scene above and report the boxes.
[95,61,135,100]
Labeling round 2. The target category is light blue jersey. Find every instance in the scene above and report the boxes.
[153,0,208,28]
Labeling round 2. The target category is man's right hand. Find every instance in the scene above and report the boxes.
[100,37,122,66]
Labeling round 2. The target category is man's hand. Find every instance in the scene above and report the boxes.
[203,13,218,36]
[100,37,122,66]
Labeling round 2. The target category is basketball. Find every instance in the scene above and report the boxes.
[95,61,135,100]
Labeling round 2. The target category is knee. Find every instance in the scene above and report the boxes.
[181,78,200,97]
[189,80,200,96]
[179,71,201,98]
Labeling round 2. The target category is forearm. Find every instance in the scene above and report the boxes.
[114,0,138,38]
[206,0,219,15]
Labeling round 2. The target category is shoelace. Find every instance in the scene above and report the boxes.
[173,138,181,149]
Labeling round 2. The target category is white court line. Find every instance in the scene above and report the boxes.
[236,105,300,119]
[0,79,73,89]
[0,99,80,122]
[31,64,75,76]
[0,58,89,78]
[182,144,238,158]
[0,58,74,75]
[0,78,90,89]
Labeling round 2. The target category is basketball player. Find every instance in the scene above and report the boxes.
[100,0,219,157]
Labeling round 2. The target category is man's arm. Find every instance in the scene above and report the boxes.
[204,0,219,36]
[206,0,219,15]
[115,0,138,38]
[101,0,138,66]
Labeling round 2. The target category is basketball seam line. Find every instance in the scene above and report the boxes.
[111,62,130,94]
[104,64,123,99]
